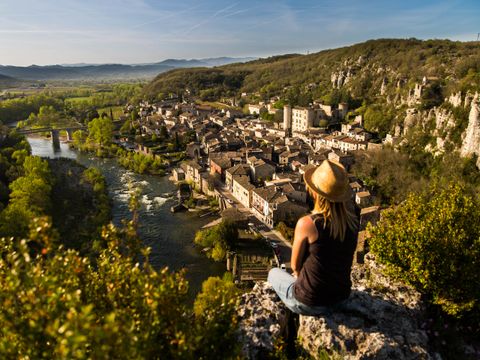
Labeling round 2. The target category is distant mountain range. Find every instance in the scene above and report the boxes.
[0,57,256,82]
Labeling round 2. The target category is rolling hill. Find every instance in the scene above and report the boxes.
[0,57,256,82]
[0,74,23,90]
[143,38,480,105]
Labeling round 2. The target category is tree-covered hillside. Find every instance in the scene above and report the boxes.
[144,38,480,104]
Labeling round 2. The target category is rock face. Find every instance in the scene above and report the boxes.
[448,91,462,107]
[237,254,431,359]
[460,93,480,168]
[298,254,429,359]
[236,282,289,359]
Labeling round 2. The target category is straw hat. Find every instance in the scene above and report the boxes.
[303,160,351,202]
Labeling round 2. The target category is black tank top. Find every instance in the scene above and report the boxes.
[293,214,358,306]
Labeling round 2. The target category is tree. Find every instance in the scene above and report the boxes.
[72,130,87,148]
[194,220,238,261]
[0,156,52,238]
[363,104,394,137]
[87,117,113,147]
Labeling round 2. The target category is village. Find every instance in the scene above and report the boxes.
[119,95,390,282]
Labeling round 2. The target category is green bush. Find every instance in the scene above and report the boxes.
[194,220,239,261]
[276,222,294,243]
[0,218,240,359]
[193,275,240,358]
[369,183,480,318]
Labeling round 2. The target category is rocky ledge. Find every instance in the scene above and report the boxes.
[237,254,431,359]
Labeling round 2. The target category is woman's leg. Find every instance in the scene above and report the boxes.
[267,268,296,302]
[268,268,331,316]
[267,268,305,314]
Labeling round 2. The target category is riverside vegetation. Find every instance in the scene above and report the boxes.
[0,126,241,358]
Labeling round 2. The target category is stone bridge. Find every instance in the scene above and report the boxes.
[17,125,86,149]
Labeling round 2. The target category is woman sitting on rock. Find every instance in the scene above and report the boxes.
[268,160,359,315]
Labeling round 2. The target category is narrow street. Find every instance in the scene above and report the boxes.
[216,186,293,270]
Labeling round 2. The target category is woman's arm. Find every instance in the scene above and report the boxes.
[291,216,317,277]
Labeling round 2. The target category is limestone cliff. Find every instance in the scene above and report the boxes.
[460,93,480,167]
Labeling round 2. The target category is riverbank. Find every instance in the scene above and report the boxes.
[27,136,225,297]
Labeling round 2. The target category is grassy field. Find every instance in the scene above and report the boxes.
[65,96,94,104]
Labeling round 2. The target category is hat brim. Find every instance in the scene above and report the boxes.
[303,167,352,203]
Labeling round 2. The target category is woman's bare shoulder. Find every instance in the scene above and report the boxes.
[296,214,316,231]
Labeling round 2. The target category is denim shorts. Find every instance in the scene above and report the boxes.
[267,267,338,316]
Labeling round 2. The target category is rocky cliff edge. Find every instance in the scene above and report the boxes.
[236,254,432,359]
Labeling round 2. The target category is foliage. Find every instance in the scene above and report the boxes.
[87,116,114,147]
[193,275,241,358]
[419,80,445,110]
[369,183,480,318]
[116,147,165,175]
[0,156,52,238]
[0,217,240,359]
[0,93,63,125]
[144,39,480,105]
[275,222,295,243]
[440,103,470,147]
[194,220,239,261]
[144,68,249,101]
[48,159,111,254]
[362,104,395,138]
[0,128,31,204]
[72,129,88,148]
[352,149,428,205]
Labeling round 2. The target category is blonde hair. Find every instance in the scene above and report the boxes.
[307,184,358,241]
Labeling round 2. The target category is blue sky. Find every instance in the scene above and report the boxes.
[1,0,479,66]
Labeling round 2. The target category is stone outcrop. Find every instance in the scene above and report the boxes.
[447,91,462,107]
[460,93,480,168]
[298,254,429,359]
[237,282,289,358]
[402,106,456,155]
[237,254,431,359]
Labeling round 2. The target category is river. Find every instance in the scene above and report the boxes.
[27,137,225,296]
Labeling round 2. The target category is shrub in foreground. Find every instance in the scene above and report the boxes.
[369,183,480,319]
[0,218,240,359]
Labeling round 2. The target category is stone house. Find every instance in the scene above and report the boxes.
[206,138,222,153]
[349,181,364,193]
[308,151,329,165]
[281,182,307,203]
[172,168,185,182]
[355,191,372,208]
[209,154,232,181]
[328,151,354,171]
[279,151,300,166]
[232,177,255,209]
[248,104,266,115]
[251,186,279,226]
[271,198,309,227]
[200,172,216,197]
[251,184,308,227]
[225,164,251,191]
[184,160,204,190]
[359,205,381,231]
[248,157,275,184]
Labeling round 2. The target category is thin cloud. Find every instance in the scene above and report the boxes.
[183,2,240,35]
